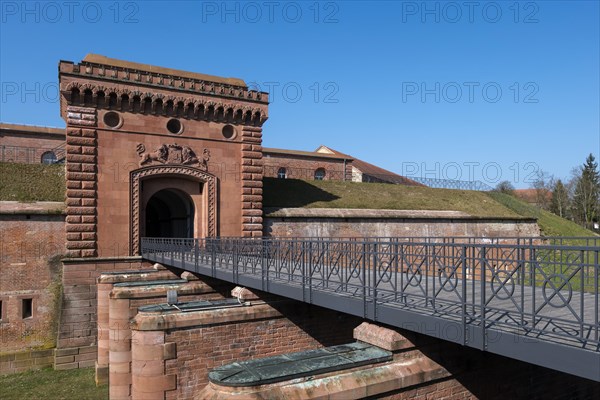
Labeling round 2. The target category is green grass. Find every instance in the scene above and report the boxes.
[0,367,107,400]
[264,178,523,218]
[486,192,597,238]
[0,162,65,202]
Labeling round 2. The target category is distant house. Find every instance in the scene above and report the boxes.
[315,145,424,186]
[513,188,552,207]
[0,123,65,164]
[262,147,352,181]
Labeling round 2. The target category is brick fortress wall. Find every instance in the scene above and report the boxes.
[0,203,65,354]
[129,293,362,400]
[0,123,64,164]
[263,149,352,181]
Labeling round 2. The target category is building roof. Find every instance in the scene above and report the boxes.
[315,146,424,186]
[513,188,552,203]
[263,147,352,161]
[0,122,65,137]
[81,54,247,88]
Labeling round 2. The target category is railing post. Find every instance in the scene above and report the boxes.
[308,241,313,304]
[180,239,185,270]
[372,242,378,321]
[233,239,238,284]
[211,239,216,277]
[170,239,174,266]
[520,245,525,330]
[595,250,599,342]
[425,244,430,308]
[394,242,399,302]
[480,246,486,350]
[262,239,268,292]
[530,246,536,331]
[302,241,307,302]
[194,239,199,273]
[462,245,468,346]
[362,242,367,318]
[580,249,585,340]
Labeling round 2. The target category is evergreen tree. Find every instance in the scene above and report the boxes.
[550,179,570,218]
[572,154,600,228]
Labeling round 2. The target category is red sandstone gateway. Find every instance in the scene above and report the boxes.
[0,55,598,398]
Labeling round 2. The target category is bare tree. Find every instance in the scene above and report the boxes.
[531,169,553,210]
[550,179,570,218]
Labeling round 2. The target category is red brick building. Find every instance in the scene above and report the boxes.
[0,123,65,164]
[263,147,352,181]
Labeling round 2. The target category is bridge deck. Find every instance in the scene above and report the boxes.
[142,238,600,382]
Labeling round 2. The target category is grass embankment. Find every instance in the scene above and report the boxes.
[1,164,595,239]
[0,367,107,400]
[264,178,521,218]
[0,162,65,202]
[486,192,597,238]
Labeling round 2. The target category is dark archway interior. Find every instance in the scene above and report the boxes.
[145,189,194,238]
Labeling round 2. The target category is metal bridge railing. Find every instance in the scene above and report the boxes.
[141,236,600,381]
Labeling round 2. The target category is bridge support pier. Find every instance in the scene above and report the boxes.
[96,267,176,385]
[104,277,228,399]
[128,292,360,399]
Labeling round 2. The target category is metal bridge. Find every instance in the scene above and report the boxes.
[141,236,600,382]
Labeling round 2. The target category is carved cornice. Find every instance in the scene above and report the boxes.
[60,60,268,104]
[60,81,268,127]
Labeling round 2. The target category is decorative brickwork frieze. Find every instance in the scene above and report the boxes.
[65,106,97,257]
[241,126,263,237]
[60,75,269,125]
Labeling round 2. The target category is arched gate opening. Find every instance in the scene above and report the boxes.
[145,189,194,238]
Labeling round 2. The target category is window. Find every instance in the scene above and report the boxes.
[103,111,122,128]
[277,167,287,179]
[222,124,236,139]
[41,151,57,164]
[0,299,7,323]
[22,298,33,319]
[166,118,183,134]
[314,168,326,181]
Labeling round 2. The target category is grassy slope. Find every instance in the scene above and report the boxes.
[0,367,107,400]
[1,165,593,237]
[0,163,65,202]
[486,192,597,237]
[264,178,521,218]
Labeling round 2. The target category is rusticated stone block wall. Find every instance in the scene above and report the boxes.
[96,268,184,385]
[0,349,54,375]
[65,105,98,258]
[240,126,263,237]
[108,280,228,399]
[58,258,151,350]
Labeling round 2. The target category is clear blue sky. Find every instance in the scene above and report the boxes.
[1,0,598,188]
